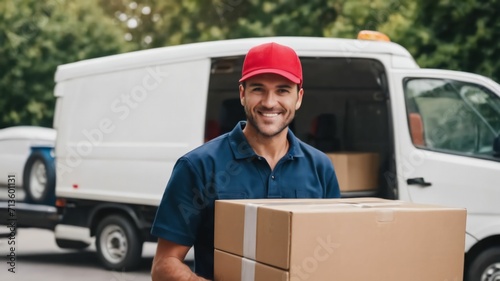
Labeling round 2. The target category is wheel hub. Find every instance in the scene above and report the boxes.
[482,263,500,281]
[100,225,128,264]
[29,160,47,199]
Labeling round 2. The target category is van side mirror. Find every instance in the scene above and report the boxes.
[494,134,500,157]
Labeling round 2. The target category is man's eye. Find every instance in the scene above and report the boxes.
[251,87,263,92]
[277,89,290,94]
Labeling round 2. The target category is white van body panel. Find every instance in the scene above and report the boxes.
[54,37,417,83]
[54,59,211,205]
[390,68,500,252]
[53,37,417,206]
[466,215,500,251]
[465,233,479,252]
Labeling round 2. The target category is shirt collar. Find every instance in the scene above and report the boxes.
[228,121,305,160]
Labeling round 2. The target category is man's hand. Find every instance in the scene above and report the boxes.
[151,238,210,281]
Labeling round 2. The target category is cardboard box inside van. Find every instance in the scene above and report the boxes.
[326,152,379,192]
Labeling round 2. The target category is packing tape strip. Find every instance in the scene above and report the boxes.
[243,203,258,260]
[241,258,256,281]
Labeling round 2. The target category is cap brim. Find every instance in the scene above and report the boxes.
[239,68,301,84]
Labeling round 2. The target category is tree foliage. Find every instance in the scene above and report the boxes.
[99,0,403,47]
[1,0,500,128]
[101,0,336,49]
[393,0,500,82]
[0,0,130,128]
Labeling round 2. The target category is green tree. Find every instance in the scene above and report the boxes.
[392,0,500,81]
[0,0,130,128]
[100,0,216,48]
[100,0,408,47]
[7,0,499,128]
[323,0,414,39]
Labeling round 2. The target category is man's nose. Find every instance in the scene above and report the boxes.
[261,92,278,108]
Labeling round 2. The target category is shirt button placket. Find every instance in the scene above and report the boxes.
[268,173,281,198]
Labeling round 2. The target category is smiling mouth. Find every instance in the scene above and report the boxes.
[261,112,280,117]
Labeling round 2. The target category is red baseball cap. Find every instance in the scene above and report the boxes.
[239,42,303,87]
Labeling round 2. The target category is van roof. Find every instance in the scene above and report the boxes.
[55,36,416,82]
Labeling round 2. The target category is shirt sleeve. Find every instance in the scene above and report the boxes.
[325,163,341,199]
[150,157,206,246]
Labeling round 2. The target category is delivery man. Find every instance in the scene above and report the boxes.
[151,42,340,280]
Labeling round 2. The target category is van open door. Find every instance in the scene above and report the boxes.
[390,68,500,281]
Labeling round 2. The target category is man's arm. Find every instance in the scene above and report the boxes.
[325,165,341,198]
[151,238,209,281]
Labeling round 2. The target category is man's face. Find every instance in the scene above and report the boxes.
[240,73,303,138]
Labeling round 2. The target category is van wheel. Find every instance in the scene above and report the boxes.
[467,247,500,281]
[95,215,143,271]
[23,150,56,205]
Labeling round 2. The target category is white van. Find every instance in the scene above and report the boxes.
[48,34,499,279]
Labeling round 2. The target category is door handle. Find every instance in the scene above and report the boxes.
[406,177,432,187]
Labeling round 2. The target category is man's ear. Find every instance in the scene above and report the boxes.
[239,84,245,106]
[295,88,304,110]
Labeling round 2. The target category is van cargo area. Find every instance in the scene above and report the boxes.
[205,56,395,198]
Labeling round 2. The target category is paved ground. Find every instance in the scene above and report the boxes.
[0,228,194,281]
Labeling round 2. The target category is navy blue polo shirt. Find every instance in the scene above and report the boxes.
[151,121,340,279]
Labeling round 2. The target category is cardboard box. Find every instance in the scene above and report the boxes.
[326,152,379,192]
[214,249,288,281]
[214,198,466,281]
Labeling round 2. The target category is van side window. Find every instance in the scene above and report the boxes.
[404,78,500,157]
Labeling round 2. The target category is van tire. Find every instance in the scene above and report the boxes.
[95,215,143,271]
[23,150,56,205]
[467,246,500,281]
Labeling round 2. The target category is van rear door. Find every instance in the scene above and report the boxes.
[390,68,500,247]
